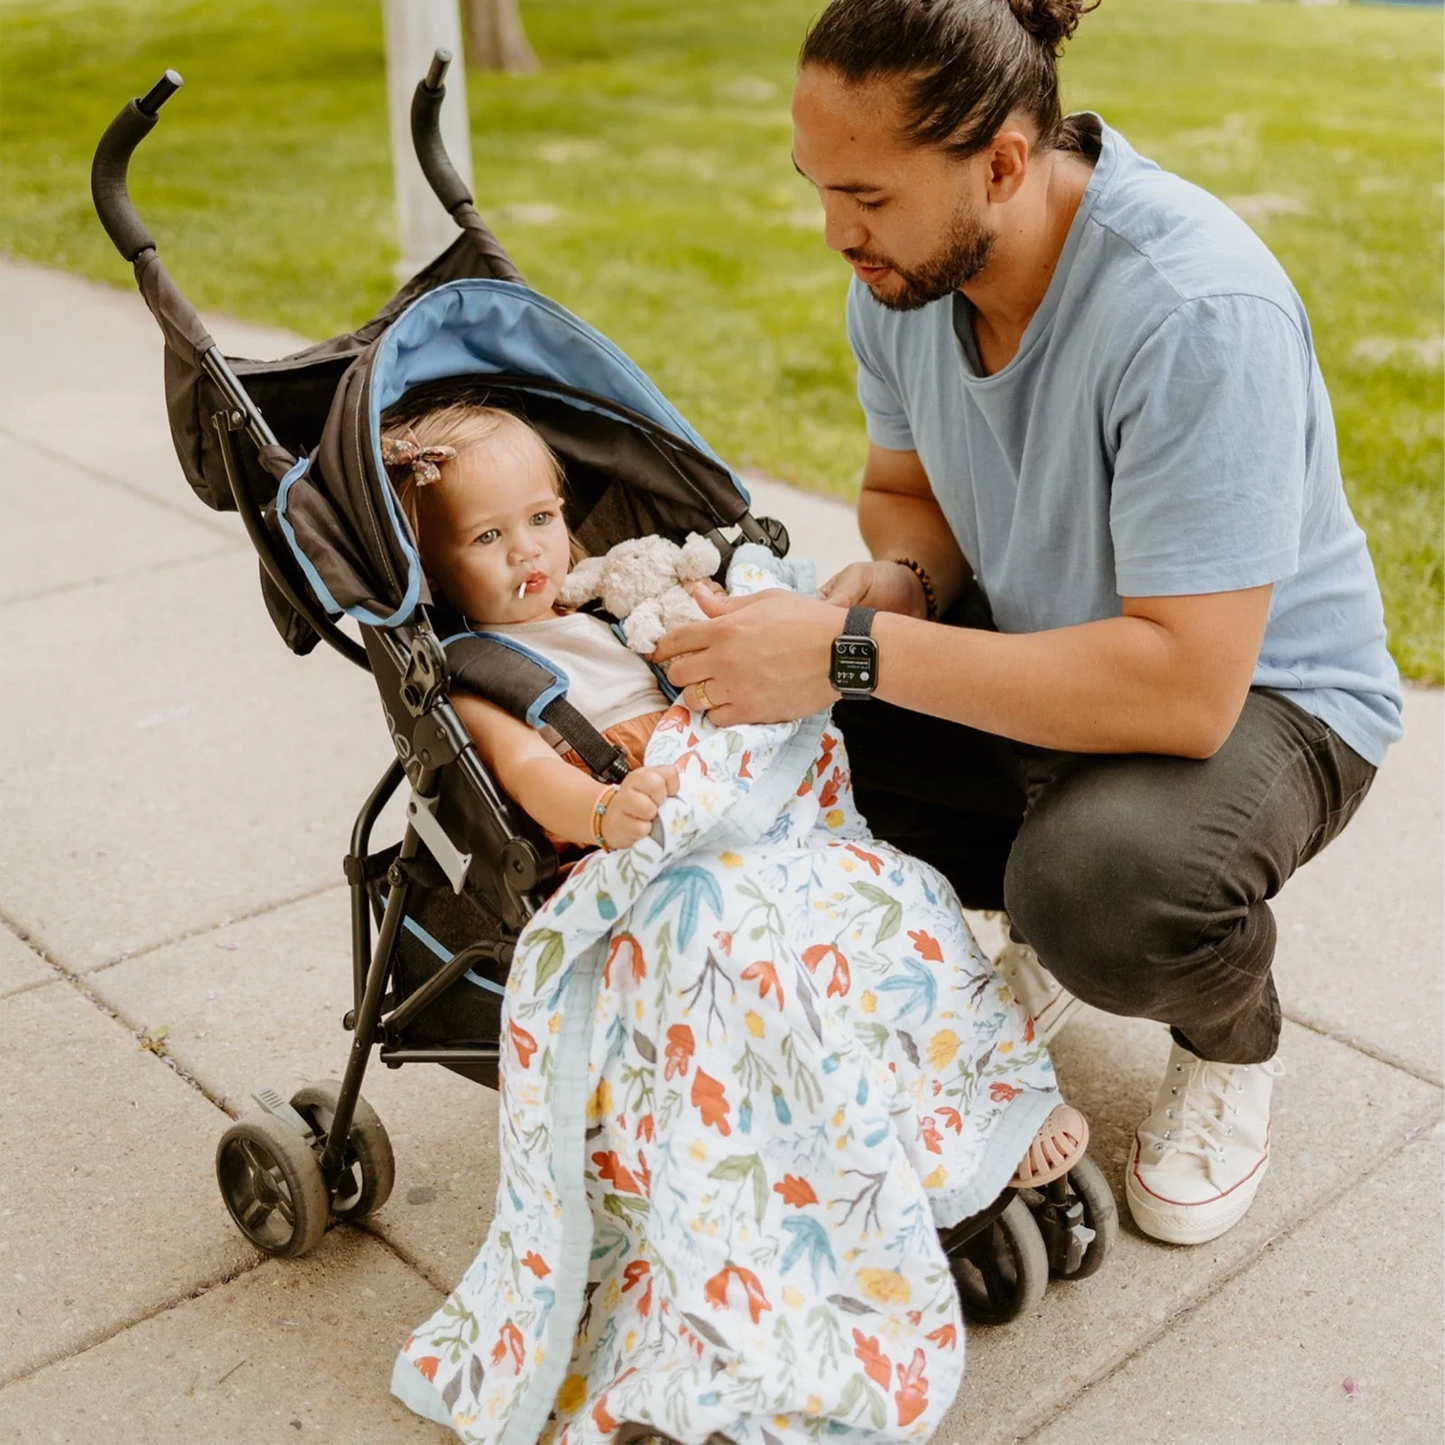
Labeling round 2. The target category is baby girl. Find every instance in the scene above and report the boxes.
[381,401,1088,1188]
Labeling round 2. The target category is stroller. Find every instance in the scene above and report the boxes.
[90,54,1115,1329]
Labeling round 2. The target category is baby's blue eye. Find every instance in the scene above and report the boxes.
[475,529,500,545]
[530,511,554,527]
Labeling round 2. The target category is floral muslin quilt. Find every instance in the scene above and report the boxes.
[392,549,1059,1444]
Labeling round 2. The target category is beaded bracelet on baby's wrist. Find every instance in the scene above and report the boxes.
[892,556,939,622]
[592,784,619,852]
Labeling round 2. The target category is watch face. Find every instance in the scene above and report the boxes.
[832,637,878,693]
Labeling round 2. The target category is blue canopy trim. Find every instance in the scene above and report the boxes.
[276,455,422,627]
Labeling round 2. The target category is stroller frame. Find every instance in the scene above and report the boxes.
[91,54,1114,1318]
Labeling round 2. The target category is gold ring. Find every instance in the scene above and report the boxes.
[695,680,712,711]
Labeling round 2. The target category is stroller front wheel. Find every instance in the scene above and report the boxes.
[216,1113,329,1258]
[290,1080,396,1221]
[948,1193,1049,1325]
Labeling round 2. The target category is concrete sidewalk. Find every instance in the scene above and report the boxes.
[0,257,1439,1445]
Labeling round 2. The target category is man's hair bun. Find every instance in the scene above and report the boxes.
[1006,0,1096,53]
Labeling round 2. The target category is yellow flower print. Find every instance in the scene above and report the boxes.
[690,1139,709,1161]
[586,1079,612,1123]
[555,1375,587,1414]
[927,1029,961,1069]
[857,1268,912,1305]
[746,1010,765,1038]
[860,990,876,1015]
[825,809,845,828]
[719,851,744,868]
[923,1165,947,1190]
[782,1285,804,1307]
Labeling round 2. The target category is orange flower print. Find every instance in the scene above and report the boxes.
[520,1251,550,1278]
[925,1323,958,1351]
[713,929,733,955]
[845,844,884,875]
[704,1264,772,1324]
[676,749,710,777]
[772,1173,818,1207]
[508,1019,537,1069]
[800,944,833,974]
[989,1082,1022,1104]
[603,932,645,987]
[741,958,785,1007]
[920,1116,943,1155]
[491,1321,525,1375]
[656,706,689,735]
[738,751,753,779]
[591,1149,643,1196]
[664,1024,695,1081]
[591,1394,621,1432]
[691,1069,732,1135]
[817,769,843,809]
[895,1347,930,1427]
[937,1106,963,1134]
[852,1329,892,1390]
[636,1113,655,1142]
[908,928,944,963]
[415,1355,440,1383]
[826,951,851,999]
[621,1258,654,1316]
[1023,1014,1035,1045]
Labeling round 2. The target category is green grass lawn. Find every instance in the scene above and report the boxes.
[1,0,1440,678]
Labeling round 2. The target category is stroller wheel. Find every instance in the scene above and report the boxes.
[947,1194,1049,1325]
[216,1112,329,1258]
[1054,1155,1117,1280]
[290,1080,396,1221]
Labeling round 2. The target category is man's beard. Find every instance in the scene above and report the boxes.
[851,208,996,312]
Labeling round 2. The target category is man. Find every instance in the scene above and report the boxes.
[654,0,1402,1244]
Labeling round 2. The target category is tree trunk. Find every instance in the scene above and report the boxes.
[462,0,540,73]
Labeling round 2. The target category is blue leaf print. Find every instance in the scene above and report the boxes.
[597,892,617,922]
[821,1053,840,1074]
[771,1085,792,1125]
[874,957,938,1023]
[553,893,573,916]
[739,1098,753,1134]
[856,1075,868,1106]
[863,1120,889,1147]
[779,1214,838,1290]
[644,866,723,948]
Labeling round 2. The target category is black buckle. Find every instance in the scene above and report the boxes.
[400,632,448,717]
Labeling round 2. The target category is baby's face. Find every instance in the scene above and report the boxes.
[415,426,571,625]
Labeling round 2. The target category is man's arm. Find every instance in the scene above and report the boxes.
[819,445,972,616]
[653,582,1272,758]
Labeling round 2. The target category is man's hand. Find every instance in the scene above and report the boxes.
[653,587,844,725]
[818,558,929,615]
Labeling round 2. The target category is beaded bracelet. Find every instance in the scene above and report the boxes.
[892,556,939,622]
[592,784,620,851]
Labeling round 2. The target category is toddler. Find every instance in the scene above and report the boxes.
[381,402,1088,1189]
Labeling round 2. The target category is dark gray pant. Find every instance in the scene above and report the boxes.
[836,615,1376,1066]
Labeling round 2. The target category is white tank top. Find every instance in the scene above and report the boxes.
[479,611,670,732]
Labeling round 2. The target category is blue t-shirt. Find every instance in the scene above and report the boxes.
[847,115,1402,766]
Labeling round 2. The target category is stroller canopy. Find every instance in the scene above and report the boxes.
[276,279,753,629]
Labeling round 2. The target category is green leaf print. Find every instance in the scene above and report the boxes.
[851,882,894,909]
[532,930,565,989]
[875,901,902,945]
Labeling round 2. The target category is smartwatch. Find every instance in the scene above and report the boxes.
[829,606,879,698]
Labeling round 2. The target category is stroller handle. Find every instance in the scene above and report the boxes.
[411,49,473,215]
[91,70,183,262]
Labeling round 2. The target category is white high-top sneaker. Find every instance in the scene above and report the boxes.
[1126,1039,1286,1245]
[992,935,1082,1044]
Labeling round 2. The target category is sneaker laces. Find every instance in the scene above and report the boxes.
[1139,1057,1282,1166]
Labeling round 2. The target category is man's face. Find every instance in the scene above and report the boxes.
[790,66,996,311]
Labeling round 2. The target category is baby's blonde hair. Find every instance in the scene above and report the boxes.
[382,403,564,536]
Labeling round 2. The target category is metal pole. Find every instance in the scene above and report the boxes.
[380,0,475,280]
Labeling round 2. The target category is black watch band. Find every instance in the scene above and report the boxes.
[830,606,879,698]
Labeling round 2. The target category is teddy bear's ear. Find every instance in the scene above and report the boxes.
[676,532,723,583]
[558,555,605,607]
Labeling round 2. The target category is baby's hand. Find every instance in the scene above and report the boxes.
[601,765,680,850]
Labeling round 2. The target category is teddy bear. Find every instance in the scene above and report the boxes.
[558,531,723,654]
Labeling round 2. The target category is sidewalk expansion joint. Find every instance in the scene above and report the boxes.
[357,1221,455,1298]
[0,1256,268,1393]
[1009,1097,1445,1445]
[1281,1006,1444,1089]
[81,879,350,976]
[0,424,246,545]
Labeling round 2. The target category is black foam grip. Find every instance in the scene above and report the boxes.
[91,99,159,261]
[410,81,473,214]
